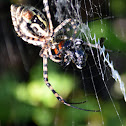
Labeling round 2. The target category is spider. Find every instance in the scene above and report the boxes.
[10,0,99,112]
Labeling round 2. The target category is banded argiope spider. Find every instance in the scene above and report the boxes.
[10,0,99,112]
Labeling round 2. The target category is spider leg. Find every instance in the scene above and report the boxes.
[40,47,62,63]
[70,19,78,34]
[66,101,86,104]
[42,50,66,103]
[42,49,100,112]
[39,46,66,64]
[49,55,62,63]
[54,19,79,43]
[54,19,71,35]
[43,0,53,34]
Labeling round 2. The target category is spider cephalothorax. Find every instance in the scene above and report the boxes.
[11,0,99,112]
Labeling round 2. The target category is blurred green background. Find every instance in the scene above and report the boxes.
[0,0,126,126]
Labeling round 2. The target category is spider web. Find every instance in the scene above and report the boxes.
[52,0,126,125]
[1,0,125,126]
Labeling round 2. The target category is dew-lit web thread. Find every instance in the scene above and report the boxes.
[79,23,124,125]
[55,0,125,117]
[55,0,82,23]
[79,23,126,102]
[71,64,77,103]
[79,24,101,77]
[99,42,126,102]
[79,25,103,122]
[55,0,124,104]
[54,0,97,110]
[80,70,87,97]
[92,39,123,125]
[80,69,93,123]
[68,0,82,21]
[88,0,94,17]
[83,0,101,18]
[54,0,72,23]
[93,38,123,125]
[80,69,104,124]
[71,65,78,126]
[97,46,123,125]
[54,0,67,23]
[54,0,91,110]
[88,66,104,125]
[98,45,124,125]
